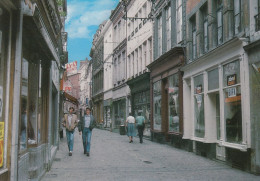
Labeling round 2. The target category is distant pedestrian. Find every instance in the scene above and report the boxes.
[78,107,96,156]
[63,107,78,156]
[136,112,145,143]
[125,113,136,143]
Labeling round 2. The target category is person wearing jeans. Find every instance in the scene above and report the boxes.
[63,107,78,156]
[78,107,96,156]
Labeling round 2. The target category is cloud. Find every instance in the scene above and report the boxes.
[66,0,118,39]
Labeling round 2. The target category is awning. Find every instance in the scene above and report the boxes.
[63,92,79,105]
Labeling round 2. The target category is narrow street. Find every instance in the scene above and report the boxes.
[42,129,259,181]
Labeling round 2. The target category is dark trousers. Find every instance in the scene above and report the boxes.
[137,125,144,143]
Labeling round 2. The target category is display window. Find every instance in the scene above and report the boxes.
[194,74,205,138]
[0,5,10,168]
[223,60,242,143]
[19,58,42,151]
[168,74,180,132]
[153,80,161,130]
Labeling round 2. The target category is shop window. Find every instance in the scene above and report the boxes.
[168,74,179,132]
[194,75,205,138]
[208,68,219,90]
[153,80,162,130]
[223,60,242,143]
[19,58,40,150]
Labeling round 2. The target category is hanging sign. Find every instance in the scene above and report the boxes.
[227,74,237,86]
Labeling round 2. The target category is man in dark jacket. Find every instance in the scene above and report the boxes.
[78,107,96,156]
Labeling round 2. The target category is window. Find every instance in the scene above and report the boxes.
[122,51,125,80]
[118,55,121,81]
[118,21,121,42]
[202,5,208,53]
[191,16,197,59]
[208,68,220,140]
[223,60,242,143]
[153,80,162,130]
[166,5,171,51]
[168,74,179,132]
[194,75,205,138]
[143,3,147,18]
[143,41,147,68]
[217,0,223,45]
[256,0,260,31]
[149,38,152,64]
[19,58,41,150]
[176,0,182,43]
[157,15,162,57]
[234,0,241,35]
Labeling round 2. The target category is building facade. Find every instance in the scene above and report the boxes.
[183,0,253,172]
[103,20,113,128]
[0,0,67,180]
[90,21,107,124]
[148,0,187,148]
[110,2,128,130]
[126,0,153,136]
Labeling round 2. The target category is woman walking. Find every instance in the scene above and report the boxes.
[125,113,136,143]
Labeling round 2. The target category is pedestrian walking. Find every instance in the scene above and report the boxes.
[125,113,136,143]
[135,112,145,143]
[62,107,78,156]
[78,107,96,156]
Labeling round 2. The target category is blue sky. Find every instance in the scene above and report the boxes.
[66,0,119,64]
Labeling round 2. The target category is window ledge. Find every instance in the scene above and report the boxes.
[219,141,248,152]
[192,137,205,142]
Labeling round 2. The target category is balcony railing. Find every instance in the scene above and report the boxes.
[255,13,260,31]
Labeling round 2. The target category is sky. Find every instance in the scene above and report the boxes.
[65,0,119,65]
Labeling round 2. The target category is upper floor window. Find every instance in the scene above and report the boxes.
[202,5,208,53]
[191,16,197,60]
[157,15,162,57]
[176,0,182,43]
[234,0,241,35]
[166,5,171,51]
[217,0,223,45]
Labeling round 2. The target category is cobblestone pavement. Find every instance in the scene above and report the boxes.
[42,129,259,181]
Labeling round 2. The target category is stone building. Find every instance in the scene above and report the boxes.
[0,0,67,180]
[126,0,153,137]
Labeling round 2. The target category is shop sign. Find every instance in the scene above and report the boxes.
[0,86,3,118]
[227,87,236,98]
[195,85,202,94]
[227,74,236,86]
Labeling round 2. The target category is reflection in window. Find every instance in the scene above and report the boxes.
[194,75,205,138]
[20,59,29,151]
[208,68,219,90]
[168,74,179,132]
[28,63,39,145]
[153,80,161,130]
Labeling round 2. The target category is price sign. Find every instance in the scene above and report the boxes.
[227,87,236,97]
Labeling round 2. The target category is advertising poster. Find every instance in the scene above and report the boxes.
[0,122,4,167]
[0,86,3,118]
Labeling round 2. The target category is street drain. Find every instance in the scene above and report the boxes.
[143,161,152,164]
[45,174,57,178]
[54,158,61,161]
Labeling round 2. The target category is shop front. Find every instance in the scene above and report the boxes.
[127,72,151,137]
[104,98,112,128]
[183,38,251,170]
[112,98,126,129]
[148,47,185,147]
[0,2,12,180]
